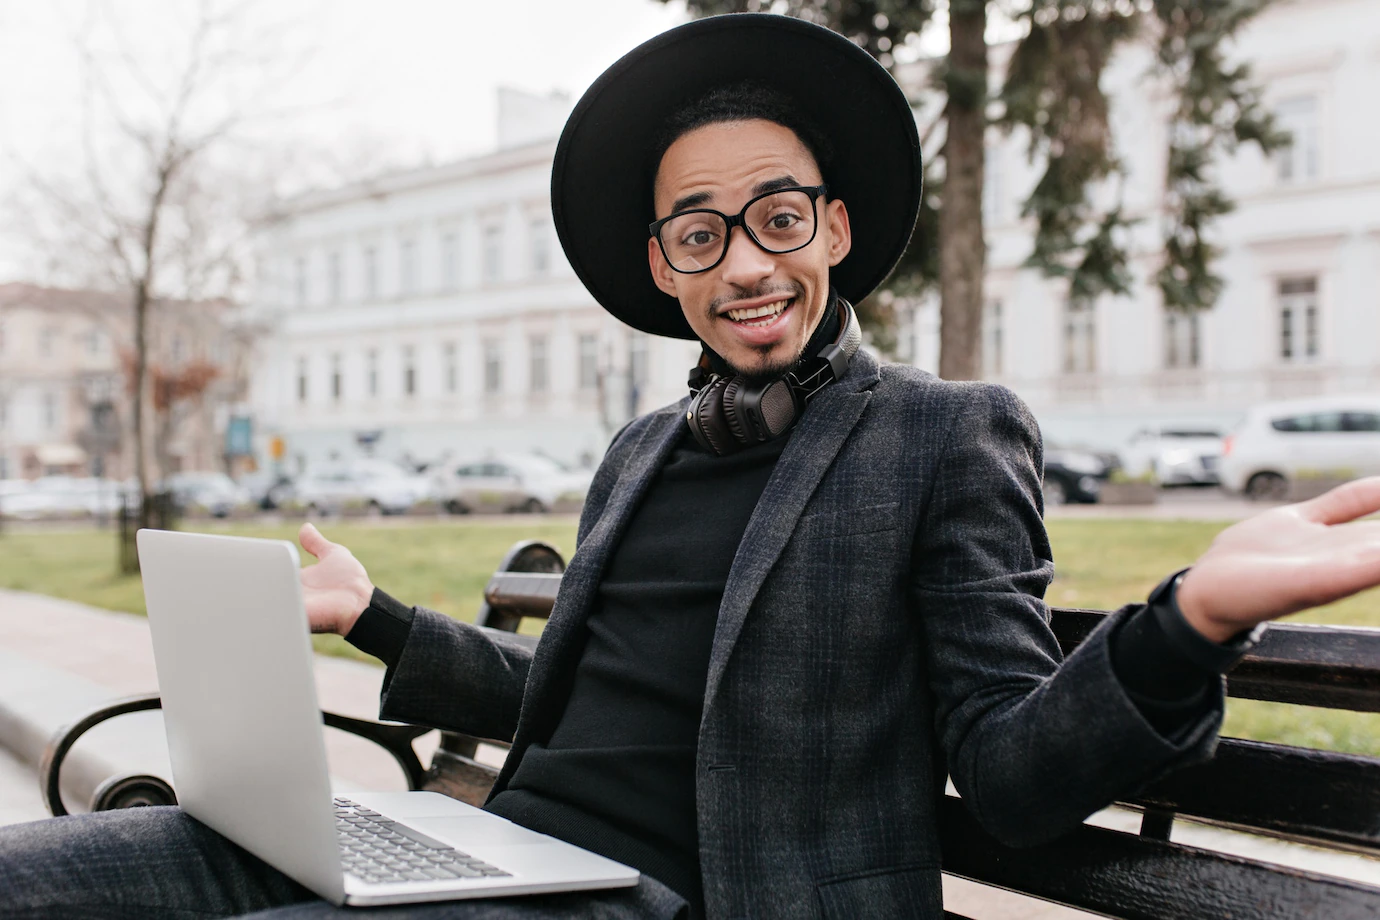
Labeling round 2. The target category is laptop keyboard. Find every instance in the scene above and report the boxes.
[333,797,513,885]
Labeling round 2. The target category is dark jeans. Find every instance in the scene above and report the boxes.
[0,807,687,920]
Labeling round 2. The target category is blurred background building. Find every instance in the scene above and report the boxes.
[0,284,249,481]
[900,0,1380,448]
[245,88,699,473]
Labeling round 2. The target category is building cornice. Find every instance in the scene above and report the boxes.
[278,140,558,218]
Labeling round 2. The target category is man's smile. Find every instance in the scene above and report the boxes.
[725,297,791,327]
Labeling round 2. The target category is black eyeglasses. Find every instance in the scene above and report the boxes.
[648,184,828,274]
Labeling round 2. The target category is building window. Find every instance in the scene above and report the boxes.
[0,394,7,431]
[1278,277,1319,362]
[529,335,548,392]
[1164,310,1201,369]
[39,325,56,357]
[578,333,600,391]
[43,391,56,430]
[171,334,184,365]
[296,357,308,403]
[442,232,459,290]
[483,225,503,284]
[87,326,103,355]
[399,239,416,296]
[483,340,503,394]
[0,321,5,354]
[1062,302,1096,373]
[982,300,1003,377]
[331,353,342,401]
[530,218,549,277]
[443,342,458,394]
[402,345,416,397]
[1275,95,1319,184]
[367,349,379,397]
[364,246,379,301]
[328,250,342,303]
[294,257,308,306]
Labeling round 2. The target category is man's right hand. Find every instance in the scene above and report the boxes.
[298,522,375,636]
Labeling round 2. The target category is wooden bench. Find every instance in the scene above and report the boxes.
[43,540,1380,919]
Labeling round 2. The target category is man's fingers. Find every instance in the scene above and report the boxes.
[1298,476,1380,526]
[298,522,335,560]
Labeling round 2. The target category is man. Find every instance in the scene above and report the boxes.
[4,13,1380,920]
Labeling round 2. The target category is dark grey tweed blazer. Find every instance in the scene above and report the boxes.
[377,349,1223,919]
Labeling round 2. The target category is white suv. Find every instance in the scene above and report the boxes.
[1219,395,1380,500]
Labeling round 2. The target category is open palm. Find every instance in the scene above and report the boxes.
[1177,478,1380,642]
[297,522,375,635]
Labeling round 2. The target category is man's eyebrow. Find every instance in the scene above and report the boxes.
[670,190,713,214]
[752,175,801,196]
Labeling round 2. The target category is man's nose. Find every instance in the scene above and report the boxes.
[718,226,775,289]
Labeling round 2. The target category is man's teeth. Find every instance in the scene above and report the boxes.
[726,299,789,326]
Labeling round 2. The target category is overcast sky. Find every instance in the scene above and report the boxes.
[0,0,694,163]
[0,0,705,280]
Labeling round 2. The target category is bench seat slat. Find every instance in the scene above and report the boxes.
[938,796,1380,920]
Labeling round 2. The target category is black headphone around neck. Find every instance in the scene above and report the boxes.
[685,298,862,456]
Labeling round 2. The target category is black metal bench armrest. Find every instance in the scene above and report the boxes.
[40,694,433,817]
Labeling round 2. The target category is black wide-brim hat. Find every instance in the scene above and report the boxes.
[551,13,922,340]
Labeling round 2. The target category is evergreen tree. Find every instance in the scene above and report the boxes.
[660,0,1286,379]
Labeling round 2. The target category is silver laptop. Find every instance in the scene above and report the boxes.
[136,528,639,907]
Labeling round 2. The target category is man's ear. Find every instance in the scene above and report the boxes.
[648,236,679,297]
[824,199,852,267]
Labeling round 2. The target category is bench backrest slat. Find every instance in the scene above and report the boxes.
[1130,737,1380,851]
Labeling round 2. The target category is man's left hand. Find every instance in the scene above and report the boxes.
[1176,477,1380,643]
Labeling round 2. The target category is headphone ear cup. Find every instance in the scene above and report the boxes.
[687,377,738,456]
[757,379,802,439]
[720,376,750,444]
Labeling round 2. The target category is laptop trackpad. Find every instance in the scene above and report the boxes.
[411,816,549,847]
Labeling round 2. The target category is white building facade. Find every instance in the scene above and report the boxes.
[247,91,698,473]
[252,0,1380,469]
[905,0,1380,447]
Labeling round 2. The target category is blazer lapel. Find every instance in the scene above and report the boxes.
[702,353,879,713]
[518,403,686,711]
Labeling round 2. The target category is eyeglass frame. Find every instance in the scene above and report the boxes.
[648,184,830,275]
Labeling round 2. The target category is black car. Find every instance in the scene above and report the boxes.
[1042,448,1115,505]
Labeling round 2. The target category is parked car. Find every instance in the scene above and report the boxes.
[237,471,298,510]
[0,476,129,519]
[1120,427,1224,486]
[164,472,253,518]
[1219,395,1380,500]
[433,454,593,514]
[1042,448,1114,505]
[295,460,432,515]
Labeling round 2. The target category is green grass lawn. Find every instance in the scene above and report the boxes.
[1,516,1375,755]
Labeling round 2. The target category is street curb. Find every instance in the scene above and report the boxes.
[0,650,172,815]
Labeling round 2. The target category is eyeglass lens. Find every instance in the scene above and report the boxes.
[658,190,818,273]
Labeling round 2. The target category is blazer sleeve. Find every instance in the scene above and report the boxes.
[376,610,534,742]
[910,383,1224,847]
